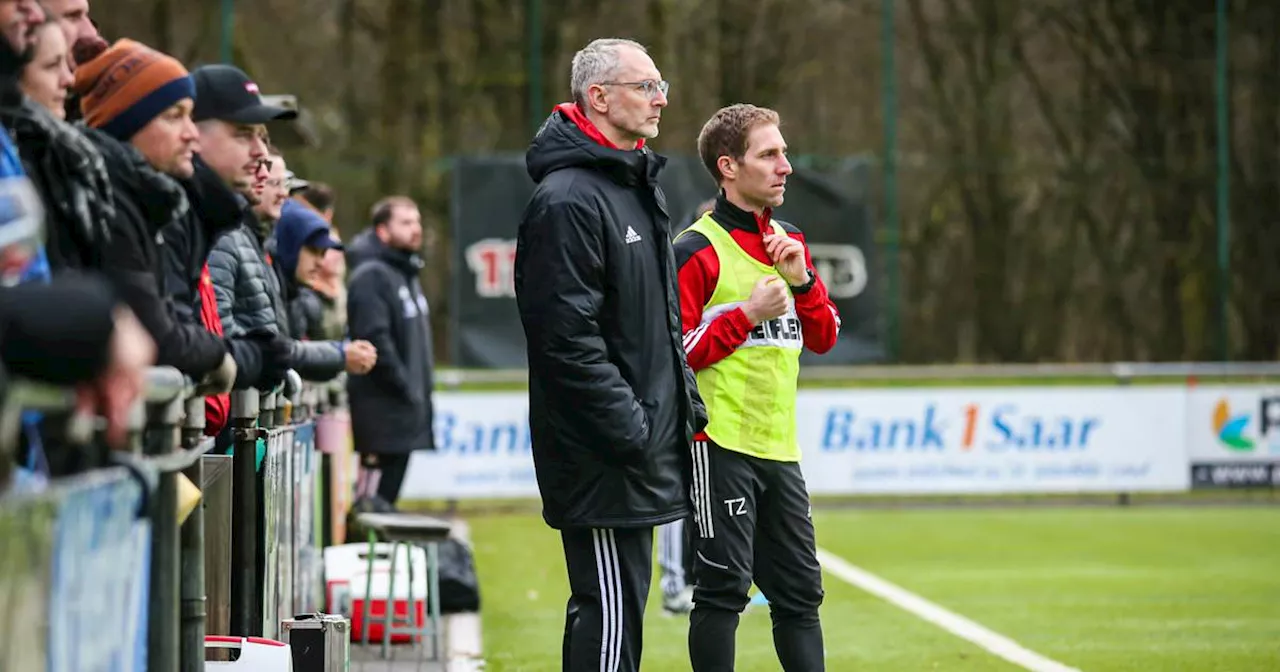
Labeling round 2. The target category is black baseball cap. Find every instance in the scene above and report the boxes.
[191,65,298,124]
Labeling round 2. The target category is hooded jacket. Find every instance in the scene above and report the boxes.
[345,229,435,455]
[515,104,706,530]
[269,200,346,380]
[276,201,337,341]
[344,227,382,272]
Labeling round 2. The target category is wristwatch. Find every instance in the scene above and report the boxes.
[790,268,817,294]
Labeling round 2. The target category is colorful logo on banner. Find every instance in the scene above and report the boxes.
[1212,399,1255,451]
[1210,396,1280,453]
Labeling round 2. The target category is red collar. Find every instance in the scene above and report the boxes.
[554,102,646,151]
[754,209,773,236]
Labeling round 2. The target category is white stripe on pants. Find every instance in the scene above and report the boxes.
[592,529,623,672]
[691,440,715,539]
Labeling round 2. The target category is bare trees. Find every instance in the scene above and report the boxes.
[94,0,1276,363]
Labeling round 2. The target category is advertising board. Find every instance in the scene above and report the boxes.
[1185,385,1280,488]
[47,469,150,672]
[401,387,1191,499]
[797,387,1187,494]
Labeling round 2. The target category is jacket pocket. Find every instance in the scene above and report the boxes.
[618,396,654,467]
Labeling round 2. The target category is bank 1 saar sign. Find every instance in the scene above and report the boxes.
[796,387,1188,495]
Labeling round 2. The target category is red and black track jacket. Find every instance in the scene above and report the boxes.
[674,195,841,438]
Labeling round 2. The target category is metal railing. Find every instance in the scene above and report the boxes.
[0,366,345,671]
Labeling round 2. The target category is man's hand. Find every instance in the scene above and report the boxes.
[198,353,237,395]
[344,340,377,374]
[75,307,157,449]
[742,276,789,325]
[763,232,808,286]
[243,328,292,389]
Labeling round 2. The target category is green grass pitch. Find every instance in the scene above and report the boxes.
[465,505,1280,671]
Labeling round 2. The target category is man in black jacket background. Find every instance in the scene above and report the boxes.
[346,195,434,507]
[514,37,705,672]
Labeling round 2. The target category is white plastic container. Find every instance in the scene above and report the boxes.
[204,635,293,670]
[323,542,427,642]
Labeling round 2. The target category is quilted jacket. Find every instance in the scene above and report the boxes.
[207,218,285,337]
[208,218,345,381]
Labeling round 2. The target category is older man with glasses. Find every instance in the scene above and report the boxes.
[514,37,705,672]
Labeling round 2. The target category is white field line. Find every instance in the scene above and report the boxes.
[816,547,1082,672]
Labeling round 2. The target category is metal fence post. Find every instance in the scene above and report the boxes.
[145,392,186,672]
[257,387,278,637]
[260,387,279,432]
[179,396,207,672]
[229,388,260,637]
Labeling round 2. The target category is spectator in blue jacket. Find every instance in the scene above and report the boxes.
[271,198,376,375]
[0,0,51,282]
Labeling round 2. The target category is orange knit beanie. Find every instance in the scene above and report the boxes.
[72,39,194,140]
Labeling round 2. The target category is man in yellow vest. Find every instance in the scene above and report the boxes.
[675,104,841,671]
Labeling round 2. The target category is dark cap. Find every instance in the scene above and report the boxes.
[304,228,344,252]
[191,64,298,124]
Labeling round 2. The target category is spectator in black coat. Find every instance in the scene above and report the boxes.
[0,0,150,469]
[513,39,704,672]
[346,195,435,506]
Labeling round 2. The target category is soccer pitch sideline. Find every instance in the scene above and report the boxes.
[464,505,1280,671]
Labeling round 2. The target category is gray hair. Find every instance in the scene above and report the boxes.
[570,38,647,105]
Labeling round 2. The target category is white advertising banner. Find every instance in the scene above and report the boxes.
[1184,385,1280,488]
[797,387,1187,494]
[401,392,536,500]
[401,387,1191,499]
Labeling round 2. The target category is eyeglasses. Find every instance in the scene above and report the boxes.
[601,79,670,99]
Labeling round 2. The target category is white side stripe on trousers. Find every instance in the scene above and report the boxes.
[691,441,715,539]
[690,442,704,538]
[592,529,622,672]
